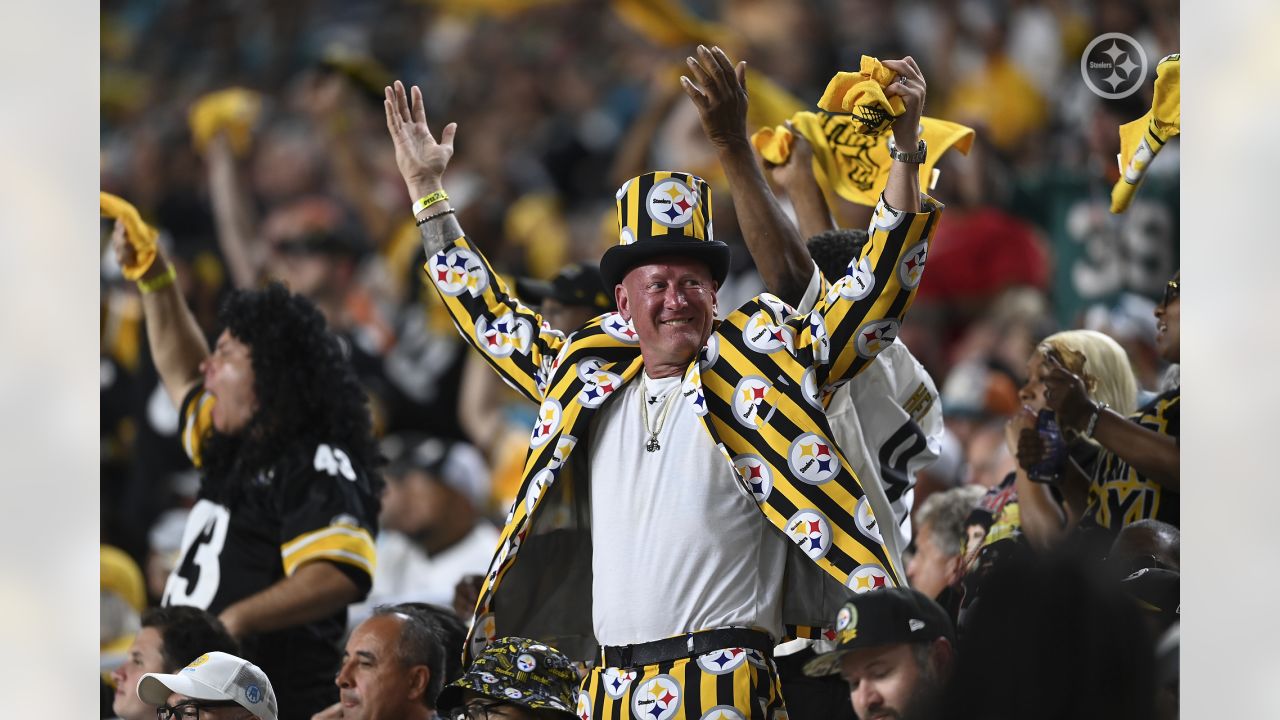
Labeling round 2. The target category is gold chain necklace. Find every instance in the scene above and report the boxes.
[639,377,680,452]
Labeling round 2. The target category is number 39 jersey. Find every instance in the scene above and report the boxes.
[163,386,380,703]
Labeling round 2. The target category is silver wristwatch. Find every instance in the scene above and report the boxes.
[887,137,927,164]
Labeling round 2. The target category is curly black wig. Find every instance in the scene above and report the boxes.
[201,282,380,500]
[806,228,871,284]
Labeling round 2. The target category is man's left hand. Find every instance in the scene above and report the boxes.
[882,57,927,148]
[682,45,749,151]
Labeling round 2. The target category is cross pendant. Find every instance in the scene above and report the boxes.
[645,436,661,452]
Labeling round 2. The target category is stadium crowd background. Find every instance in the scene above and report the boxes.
[98,0,1185,717]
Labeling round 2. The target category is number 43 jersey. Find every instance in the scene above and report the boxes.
[163,386,380,708]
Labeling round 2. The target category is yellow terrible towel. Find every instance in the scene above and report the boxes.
[100,192,158,280]
[188,87,263,156]
[1111,54,1180,214]
[817,56,906,135]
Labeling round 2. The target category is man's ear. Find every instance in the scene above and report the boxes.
[615,283,630,320]
[930,637,955,676]
[407,665,430,700]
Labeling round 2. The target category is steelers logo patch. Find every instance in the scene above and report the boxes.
[786,509,832,560]
[546,435,577,471]
[469,614,497,658]
[615,178,633,201]
[854,496,882,543]
[807,315,830,366]
[898,241,928,289]
[696,648,747,675]
[516,653,537,672]
[759,292,795,319]
[830,257,875,303]
[801,368,823,411]
[646,178,698,228]
[526,468,553,514]
[700,706,746,720]
[601,312,640,344]
[836,604,857,632]
[854,319,899,359]
[620,226,637,245]
[731,375,776,430]
[475,313,533,359]
[429,247,489,297]
[743,311,792,355]
[787,433,839,485]
[846,563,895,593]
[681,376,708,417]
[576,690,593,720]
[870,199,906,232]
[732,453,773,502]
[631,675,682,720]
[699,334,720,369]
[601,667,637,699]
[529,399,563,448]
[504,688,524,700]
[577,368,622,408]
[479,672,499,684]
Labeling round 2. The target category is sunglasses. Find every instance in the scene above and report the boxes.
[1161,278,1179,307]
[156,699,245,719]
[450,699,522,720]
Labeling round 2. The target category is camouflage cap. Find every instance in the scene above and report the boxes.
[436,637,578,717]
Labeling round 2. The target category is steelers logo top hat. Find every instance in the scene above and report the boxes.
[600,171,731,289]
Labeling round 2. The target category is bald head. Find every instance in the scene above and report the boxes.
[1110,520,1179,572]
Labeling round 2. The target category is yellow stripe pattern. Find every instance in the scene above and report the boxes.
[280,522,377,577]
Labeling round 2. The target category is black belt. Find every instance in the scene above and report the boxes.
[600,628,775,669]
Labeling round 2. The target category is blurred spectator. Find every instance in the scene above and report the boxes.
[102,544,147,669]
[351,434,498,626]
[436,638,578,720]
[907,484,986,603]
[314,605,446,720]
[1106,518,1179,577]
[110,606,240,720]
[802,589,957,720]
[114,223,382,719]
[139,651,277,720]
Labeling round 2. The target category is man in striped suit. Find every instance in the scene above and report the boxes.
[382,46,940,719]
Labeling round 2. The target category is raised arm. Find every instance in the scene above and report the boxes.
[383,80,564,403]
[682,46,813,306]
[764,124,836,240]
[205,133,262,289]
[111,220,208,409]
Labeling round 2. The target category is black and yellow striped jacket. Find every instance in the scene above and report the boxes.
[427,195,942,662]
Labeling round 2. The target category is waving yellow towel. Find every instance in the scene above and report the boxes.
[188,87,263,156]
[100,192,158,280]
[817,56,906,135]
[1111,54,1180,214]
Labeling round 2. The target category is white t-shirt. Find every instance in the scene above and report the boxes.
[347,522,500,628]
[588,372,788,646]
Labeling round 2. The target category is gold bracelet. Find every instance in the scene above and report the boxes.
[137,263,177,294]
[412,190,449,215]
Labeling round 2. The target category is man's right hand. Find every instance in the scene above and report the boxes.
[681,45,750,152]
[383,80,457,197]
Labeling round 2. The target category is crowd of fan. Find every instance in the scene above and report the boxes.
[101,1,1180,719]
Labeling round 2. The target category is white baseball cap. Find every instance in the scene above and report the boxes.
[138,651,278,720]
